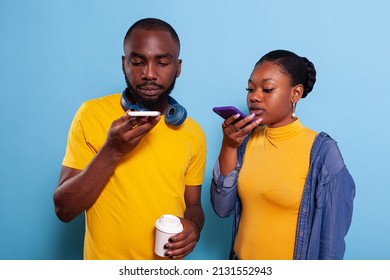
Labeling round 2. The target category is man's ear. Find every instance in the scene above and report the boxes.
[121,55,126,73]
[176,59,182,77]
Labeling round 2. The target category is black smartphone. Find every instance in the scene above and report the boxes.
[212,106,247,122]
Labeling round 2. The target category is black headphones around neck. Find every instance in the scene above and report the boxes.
[120,88,187,126]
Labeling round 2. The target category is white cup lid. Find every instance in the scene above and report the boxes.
[155,214,183,234]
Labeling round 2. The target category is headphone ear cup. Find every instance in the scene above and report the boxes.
[165,104,187,126]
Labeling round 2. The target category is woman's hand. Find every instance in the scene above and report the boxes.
[221,113,262,149]
[217,113,262,175]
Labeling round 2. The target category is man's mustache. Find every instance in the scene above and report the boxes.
[136,82,164,89]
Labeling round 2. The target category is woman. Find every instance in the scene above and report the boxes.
[211,50,355,260]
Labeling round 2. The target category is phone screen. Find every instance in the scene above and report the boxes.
[127,111,161,117]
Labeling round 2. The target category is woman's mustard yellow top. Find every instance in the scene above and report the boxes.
[234,119,317,259]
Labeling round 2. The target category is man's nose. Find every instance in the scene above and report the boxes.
[142,63,157,80]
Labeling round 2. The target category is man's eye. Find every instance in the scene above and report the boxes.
[246,88,254,93]
[158,61,169,66]
[130,60,143,66]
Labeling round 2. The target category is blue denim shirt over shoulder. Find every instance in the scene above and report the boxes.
[210,132,356,260]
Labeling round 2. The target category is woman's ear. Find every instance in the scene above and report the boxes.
[291,84,304,103]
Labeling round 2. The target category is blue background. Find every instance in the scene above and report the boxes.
[1,0,389,260]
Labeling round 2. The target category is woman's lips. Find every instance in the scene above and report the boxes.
[250,107,265,116]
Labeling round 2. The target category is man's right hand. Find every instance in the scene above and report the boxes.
[104,111,161,158]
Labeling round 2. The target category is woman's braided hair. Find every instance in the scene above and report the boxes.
[256,50,316,98]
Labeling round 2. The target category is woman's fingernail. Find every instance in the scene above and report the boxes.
[256,118,263,124]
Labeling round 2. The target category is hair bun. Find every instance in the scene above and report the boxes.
[302,57,316,98]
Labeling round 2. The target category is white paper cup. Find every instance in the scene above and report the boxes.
[154,214,183,257]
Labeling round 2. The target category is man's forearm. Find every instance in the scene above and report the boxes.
[54,145,122,222]
[184,205,204,239]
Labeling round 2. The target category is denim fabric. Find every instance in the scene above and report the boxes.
[210,132,355,260]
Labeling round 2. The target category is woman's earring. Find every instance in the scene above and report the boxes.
[292,102,297,118]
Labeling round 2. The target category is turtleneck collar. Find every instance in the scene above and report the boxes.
[263,119,305,142]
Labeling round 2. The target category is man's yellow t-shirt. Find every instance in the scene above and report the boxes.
[62,93,207,259]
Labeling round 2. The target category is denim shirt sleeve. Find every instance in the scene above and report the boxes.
[300,133,356,260]
[210,159,240,218]
[210,135,249,219]
[317,137,356,259]
[318,165,355,259]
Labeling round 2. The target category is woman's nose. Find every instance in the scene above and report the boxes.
[249,91,262,103]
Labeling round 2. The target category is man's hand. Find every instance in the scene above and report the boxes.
[104,111,161,158]
[163,218,200,259]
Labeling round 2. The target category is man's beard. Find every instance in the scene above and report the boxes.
[124,75,176,111]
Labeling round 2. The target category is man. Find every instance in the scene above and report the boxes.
[53,18,206,260]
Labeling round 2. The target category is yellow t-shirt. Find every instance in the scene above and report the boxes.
[234,120,317,259]
[62,93,207,259]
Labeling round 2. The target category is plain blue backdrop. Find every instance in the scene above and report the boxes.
[1,0,389,260]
